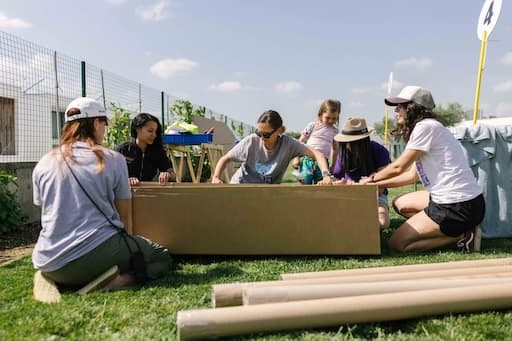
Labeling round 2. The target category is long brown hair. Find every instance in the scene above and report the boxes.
[338,137,376,178]
[396,102,440,142]
[59,108,106,172]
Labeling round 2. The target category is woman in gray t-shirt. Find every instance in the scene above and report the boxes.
[212,110,333,184]
[32,97,171,295]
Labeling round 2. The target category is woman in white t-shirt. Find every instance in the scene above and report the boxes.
[362,86,485,253]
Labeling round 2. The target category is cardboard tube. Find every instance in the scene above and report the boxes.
[212,265,512,307]
[243,276,512,305]
[180,282,512,340]
[280,257,512,280]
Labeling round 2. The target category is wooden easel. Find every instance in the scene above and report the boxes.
[166,143,229,183]
[196,143,230,183]
[166,145,197,183]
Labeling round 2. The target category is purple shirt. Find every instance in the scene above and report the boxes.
[333,140,390,182]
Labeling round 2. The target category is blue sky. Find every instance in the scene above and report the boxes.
[1,0,511,132]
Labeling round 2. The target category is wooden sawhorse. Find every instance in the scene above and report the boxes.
[166,143,229,183]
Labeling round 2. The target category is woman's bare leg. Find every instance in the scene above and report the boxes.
[392,190,429,218]
[388,210,461,252]
[378,204,390,230]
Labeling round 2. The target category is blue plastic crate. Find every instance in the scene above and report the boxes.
[162,133,213,145]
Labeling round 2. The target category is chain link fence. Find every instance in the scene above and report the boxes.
[0,30,253,163]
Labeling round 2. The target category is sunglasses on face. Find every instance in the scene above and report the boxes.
[255,128,278,139]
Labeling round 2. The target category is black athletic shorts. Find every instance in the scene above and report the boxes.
[424,193,485,237]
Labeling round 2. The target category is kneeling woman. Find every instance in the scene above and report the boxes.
[212,110,333,185]
[363,86,485,253]
[332,117,391,230]
[32,98,172,291]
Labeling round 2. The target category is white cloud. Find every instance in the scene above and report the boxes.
[351,87,370,94]
[137,1,169,21]
[106,0,127,5]
[500,52,512,65]
[208,81,242,93]
[0,11,32,29]
[149,58,197,79]
[394,57,432,71]
[275,81,303,94]
[494,80,512,93]
[495,102,512,116]
[244,84,263,91]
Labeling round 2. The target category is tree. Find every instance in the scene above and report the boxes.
[236,122,245,139]
[170,99,195,124]
[373,116,397,139]
[193,105,206,118]
[104,102,132,148]
[434,102,466,127]
[286,131,301,139]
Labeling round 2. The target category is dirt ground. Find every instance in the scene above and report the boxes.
[0,223,40,265]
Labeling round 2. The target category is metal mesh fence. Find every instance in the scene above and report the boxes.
[0,30,253,163]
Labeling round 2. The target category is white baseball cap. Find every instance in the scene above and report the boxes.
[65,97,106,122]
[384,85,435,110]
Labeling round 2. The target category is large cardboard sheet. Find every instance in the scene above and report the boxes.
[131,183,380,255]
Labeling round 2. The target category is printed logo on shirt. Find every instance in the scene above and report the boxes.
[416,161,430,186]
[255,162,276,176]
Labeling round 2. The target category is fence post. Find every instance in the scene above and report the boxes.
[161,91,165,129]
[53,51,61,140]
[100,69,106,110]
[81,61,86,97]
[139,83,142,113]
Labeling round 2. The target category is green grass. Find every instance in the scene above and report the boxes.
[1,185,512,340]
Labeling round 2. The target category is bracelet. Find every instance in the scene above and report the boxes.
[321,170,332,178]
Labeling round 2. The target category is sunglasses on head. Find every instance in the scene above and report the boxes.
[255,128,278,139]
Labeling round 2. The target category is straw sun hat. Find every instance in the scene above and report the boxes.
[334,117,373,143]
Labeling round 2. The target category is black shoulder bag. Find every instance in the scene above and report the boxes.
[63,157,148,285]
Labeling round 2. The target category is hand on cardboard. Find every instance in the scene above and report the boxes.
[333,178,348,185]
[211,175,223,184]
[358,174,375,185]
[158,171,174,185]
[129,177,140,186]
[317,175,333,185]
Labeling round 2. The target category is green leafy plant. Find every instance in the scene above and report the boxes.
[193,105,206,118]
[170,99,195,124]
[104,102,132,148]
[0,170,28,234]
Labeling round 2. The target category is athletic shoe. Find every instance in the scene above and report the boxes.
[457,226,481,252]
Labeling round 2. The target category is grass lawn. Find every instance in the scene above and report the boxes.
[1,184,512,340]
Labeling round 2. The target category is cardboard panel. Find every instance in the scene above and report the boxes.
[131,183,380,255]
